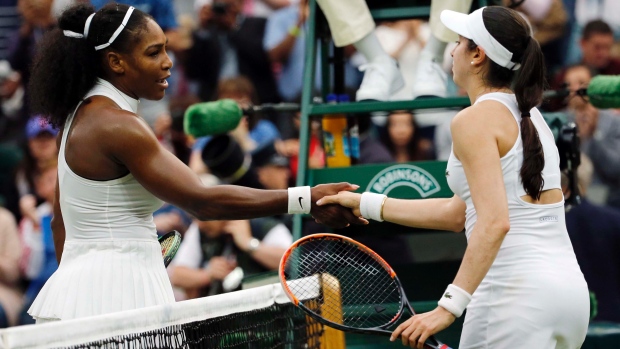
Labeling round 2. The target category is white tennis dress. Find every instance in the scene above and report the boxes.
[28,78,175,321]
[446,93,590,349]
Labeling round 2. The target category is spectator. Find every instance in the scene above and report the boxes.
[253,142,291,190]
[17,163,58,325]
[263,0,361,102]
[509,0,568,73]
[8,0,55,88]
[563,154,620,323]
[563,64,620,209]
[169,176,292,298]
[0,207,23,328]
[374,19,425,102]
[184,0,279,104]
[12,116,58,221]
[0,0,20,61]
[550,19,620,105]
[380,110,434,163]
[275,110,324,182]
[0,60,26,145]
[188,77,280,174]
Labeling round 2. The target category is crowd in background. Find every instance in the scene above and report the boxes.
[1,0,620,328]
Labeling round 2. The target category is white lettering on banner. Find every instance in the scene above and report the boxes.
[366,164,441,197]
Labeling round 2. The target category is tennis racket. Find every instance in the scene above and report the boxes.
[279,233,452,349]
[159,230,182,267]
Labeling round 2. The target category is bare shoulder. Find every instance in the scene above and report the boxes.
[85,99,156,150]
[451,100,512,135]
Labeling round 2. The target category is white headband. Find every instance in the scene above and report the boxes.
[62,6,135,51]
[440,7,523,71]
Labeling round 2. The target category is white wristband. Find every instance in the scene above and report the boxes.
[359,192,387,222]
[437,284,472,318]
[288,186,311,214]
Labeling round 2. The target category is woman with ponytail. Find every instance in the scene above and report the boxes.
[27,3,363,324]
[317,6,589,349]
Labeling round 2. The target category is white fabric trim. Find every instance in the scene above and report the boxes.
[288,186,311,214]
[440,7,522,71]
[62,12,96,39]
[95,6,135,51]
[83,13,96,39]
[63,30,83,38]
[438,284,472,318]
[359,192,387,222]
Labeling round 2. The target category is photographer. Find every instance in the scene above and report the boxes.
[184,0,279,104]
[563,64,620,209]
[169,175,292,299]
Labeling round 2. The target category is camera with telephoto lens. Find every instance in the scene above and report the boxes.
[556,122,582,210]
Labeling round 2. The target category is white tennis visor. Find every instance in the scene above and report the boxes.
[440,7,521,71]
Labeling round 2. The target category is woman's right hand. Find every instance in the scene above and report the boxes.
[316,191,363,217]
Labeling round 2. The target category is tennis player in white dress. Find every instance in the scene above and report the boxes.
[27,3,364,323]
[318,6,590,349]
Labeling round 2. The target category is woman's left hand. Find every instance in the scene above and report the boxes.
[390,307,455,349]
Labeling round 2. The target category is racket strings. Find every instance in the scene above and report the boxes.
[284,238,404,329]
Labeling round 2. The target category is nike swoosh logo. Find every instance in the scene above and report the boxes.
[298,197,303,209]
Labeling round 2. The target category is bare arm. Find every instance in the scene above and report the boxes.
[248,244,286,270]
[449,108,511,295]
[169,266,211,289]
[107,112,363,228]
[268,30,299,63]
[317,193,466,232]
[382,195,465,232]
[389,105,513,347]
[52,133,66,264]
[225,220,287,270]
[267,5,307,63]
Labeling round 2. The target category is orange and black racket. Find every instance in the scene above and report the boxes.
[279,233,452,349]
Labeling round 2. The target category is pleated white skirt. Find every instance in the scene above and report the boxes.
[28,239,175,321]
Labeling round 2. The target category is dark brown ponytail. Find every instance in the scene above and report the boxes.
[471,6,547,199]
[514,38,546,200]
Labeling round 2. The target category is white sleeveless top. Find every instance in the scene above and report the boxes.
[446,92,581,279]
[29,79,175,321]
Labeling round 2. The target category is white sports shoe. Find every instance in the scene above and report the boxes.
[355,56,405,102]
[412,54,448,99]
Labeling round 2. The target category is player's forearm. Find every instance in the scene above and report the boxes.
[170,266,211,289]
[191,186,288,221]
[451,220,509,295]
[382,196,465,232]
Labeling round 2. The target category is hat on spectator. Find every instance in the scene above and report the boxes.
[26,116,58,139]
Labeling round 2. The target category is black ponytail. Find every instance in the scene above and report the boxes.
[468,6,547,200]
[28,3,151,128]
